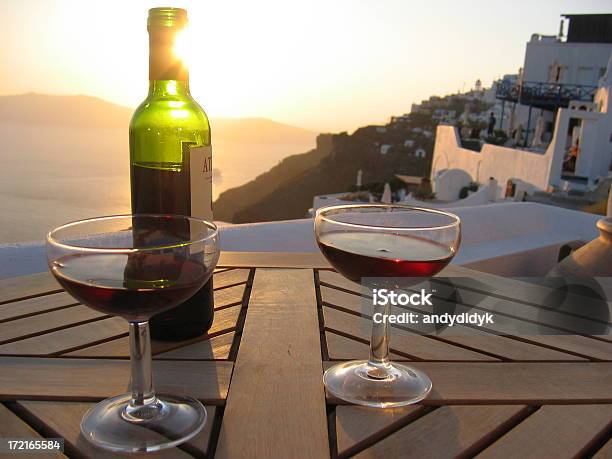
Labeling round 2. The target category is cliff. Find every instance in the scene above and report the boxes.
[213,134,334,222]
[213,91,496,223]
[214,120,434,222]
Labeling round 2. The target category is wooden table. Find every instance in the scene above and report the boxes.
[0,251,610,458]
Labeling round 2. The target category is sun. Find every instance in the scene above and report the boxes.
[173,27,193,69]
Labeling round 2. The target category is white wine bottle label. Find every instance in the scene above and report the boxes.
[189,145,213,221]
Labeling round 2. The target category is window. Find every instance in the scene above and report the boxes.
[548,62,566,83]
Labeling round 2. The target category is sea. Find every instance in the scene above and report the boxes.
[0,123,313,243]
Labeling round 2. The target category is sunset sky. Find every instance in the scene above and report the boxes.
[1,0,610,132]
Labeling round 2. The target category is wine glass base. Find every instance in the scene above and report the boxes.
[80,393,207,453]
[324,360,432,408]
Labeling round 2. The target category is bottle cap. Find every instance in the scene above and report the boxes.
[148,7,188,29]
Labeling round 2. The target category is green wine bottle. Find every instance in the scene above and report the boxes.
[129,7,214,340]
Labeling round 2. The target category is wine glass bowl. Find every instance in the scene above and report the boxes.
[315,204,461,407]
[46,214,219,452]
[48,214,218,322]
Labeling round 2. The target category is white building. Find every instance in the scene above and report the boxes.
[432,109,457,122]
[430,58,612,200]
[496,14,612,143]
[428,14,612,202]
[524,21,611,86]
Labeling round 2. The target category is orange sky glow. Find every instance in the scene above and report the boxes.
[1,0,610,132]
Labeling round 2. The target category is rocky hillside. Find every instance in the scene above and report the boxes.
[213,90,495,223]
[213,134,334,222]
[213,118,435,223]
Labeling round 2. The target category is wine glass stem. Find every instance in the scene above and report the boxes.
[128,321,157,411]
[367,300,391,378]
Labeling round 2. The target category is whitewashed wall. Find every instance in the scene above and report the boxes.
[430,126,555,199]
[523,37,612,85]
[0,203,601,279]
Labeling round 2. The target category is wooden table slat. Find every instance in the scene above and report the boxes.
[0,292,77,323]
[323,306,497,361]
[15,400,206,458]
[319,269,612,338]
[593,438,612,458]
[64,304,242,358]
[0,357,232,404]
[335,405,425,457]
[218,251,330,269]
[216,269,330,459]
[0,305,107,345]
[0,272,61,305]
[156,332,235,360]
[213,268,251,290]
[1,253,610,458]
[477,404,612,459]
[214,283,249,309]
[321,286,587,361]
[0,316,127,356]
[319,272,612,360]
[354,405,528,459]
[325,361,612,404]
[325,331,407,361]
[441,280,611,341]
[0,271,244,325]
[444,264,612,323]
[509,334,612,362]
[0,403,67,458]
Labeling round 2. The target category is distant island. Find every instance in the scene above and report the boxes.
[0,93,317,243]
[0,93,316,144]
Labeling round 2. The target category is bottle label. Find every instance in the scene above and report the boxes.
[189,145,213,220]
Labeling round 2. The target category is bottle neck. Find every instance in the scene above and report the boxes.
[148,27,188,82]
[148,79,191,97]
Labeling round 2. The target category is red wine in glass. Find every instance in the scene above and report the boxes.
[317,232,454,281]
[46,214,218,453]
[315,204,461,408]
[51,253,208,322]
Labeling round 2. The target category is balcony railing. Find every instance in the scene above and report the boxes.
[495,80,598,109]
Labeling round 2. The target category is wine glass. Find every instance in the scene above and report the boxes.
[315,204,461,407]
[46,214,220,453]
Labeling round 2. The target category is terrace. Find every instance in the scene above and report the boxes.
[495,79,598,111]
[1,202,610,457]
[0,202,602,279]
